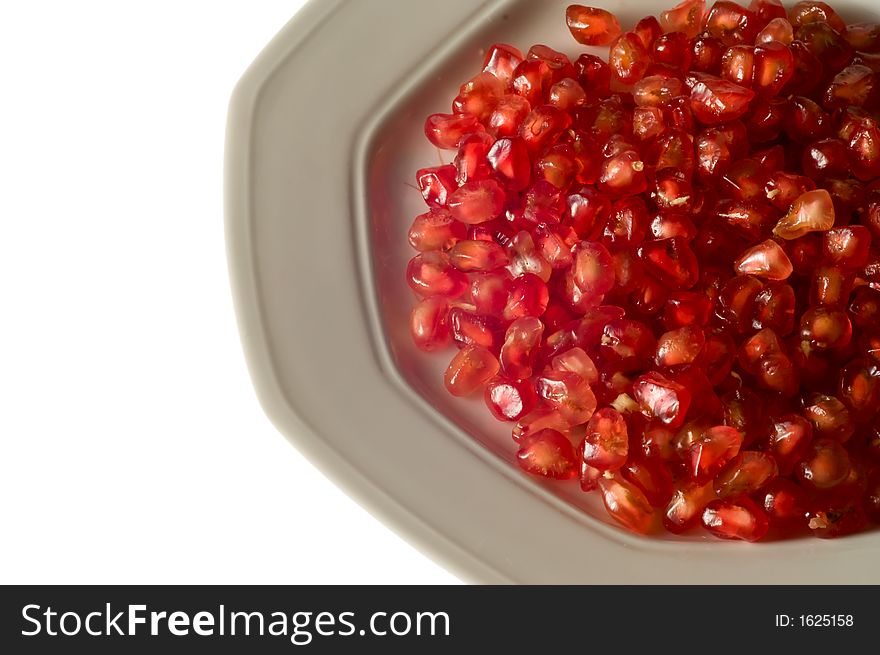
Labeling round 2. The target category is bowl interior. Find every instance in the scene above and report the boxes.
[363,0,880,542]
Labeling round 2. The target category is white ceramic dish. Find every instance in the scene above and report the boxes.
[226,0,880,583]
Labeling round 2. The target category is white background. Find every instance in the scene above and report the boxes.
[0,1,458,584]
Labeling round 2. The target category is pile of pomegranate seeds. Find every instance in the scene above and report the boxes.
[406,0,880,541]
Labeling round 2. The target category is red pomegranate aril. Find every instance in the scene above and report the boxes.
[802,394,855,442]
[752,282,796,334]
[705,2,761,46]
[838,359,880,418]
[655,326,705,367]
[630,275,670,317]
[756,17,794,44]
[449,239,508,272]
[633,371,692,428]
[764,172,815,212]
[752,41,794,95]
[503,273,549,321]
[407,251,469,299]
[823,226,872,270]
[632,106,665,142]
[415,165,459,209]
[688,425,743,483]
[485,377,538,422]
[608,32,650,85]
[622,458,675,507]
[633,15,662,49]
[516,428,579,480]
[848,123,880,182]
[471,272,509,316]
[483,43,525,82]
[689,74,755,124]
[692,35,724,73]
[721,158,766,201]
[511,59,552,108]
[633,75,685,108]
[734,239,792,280]
[713,451,778,499]
[565,4,622,46]
[574,53,612,98]
[486,137,530,190]
[664,480,715,533]
[701,498,769,541]
[552,347,599,386]
[824,64,876,110]
[800,307,852,350]
[739,327,783,372]
[849,285,880,328]
[772,188,835,239]
[582,407,629,471]
[570,240,615,301]
[760,477,810,523]
[715,275,763,332]
[768,413,814,475]
[449,307,502,351]
[519,105,572,153]
[639,237,699,289]
[527,44,577,84]
[796,21,853,73]
[721,45,755,86]
[444,345,500,396]
[447,179,505,225]
[866,468,880,523]
[500,316,544,379]
[660,0,706,38]
[513,406,570,443]
[785,96,830,143]
[536,370,597,425]
[408,209,466,252]
[664,291,712,329]
[750,0,787,23]
[604,196,649,244]
[788,1,846,33]
[598,475,656,534]
[453,72,505,122]
[409,297,451,352]
[598,150,648,196]
[807,489,869,538]
[487,95,532,137]
[548,78,587,111]
[601,319,657,372]
[811,266,854,308]
[801,138,849,181]
[845,22,880,52]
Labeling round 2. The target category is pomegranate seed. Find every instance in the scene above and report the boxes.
[409,297,451,352]
[838,359,880,419]
[599,475,655,534]
[801,138,849,181]
[415,165,458,209]
[424,113,483,150]
[823,226,872,269]
[519,105,573,153]
[536,370,597,425]
[449,307,502,351]
[571,240,615,301]
[601,319,657,372]
[701,498,769,541]
[689,74,755,124]
[483,44,525,82]
[511,60,552,107]
[551,347,599,385]
[807,489,869,538]
[500,317,544,379]
[408,209,466,252]
[664,480,716,533]
[639,237,699,289]
[449,239,508,272]
[633,75,685,107]
[802,393,854,442]
[655,326,705,367]
[517,428,579,480]
[444,345,500,396]
[800,307,852,350]
[849,285,880,328]
[513,406,570,443]
[788,1,846,33]
[598,150,648,196]
[582,407,629,471]
[565,5,621,46]
[797,437,851,489]
[734,239,793,280]
[503,273,549,321]
[622,457,674,507]
[487,95,531,137]
[664,291,712,329]
[760,477,810,523]
[752,282,796,334]
[660,0,706,39]
[713,451,778,499]
[688,425,743,483]
[407,251,468,299]
[548,78,587,111]
[768,413,814,475]
[692,35,724,73]
[633,371,692,428]
[527,45,577,84]
[453,72,505,122]
[447,179,506,224]
[772,188,835,239]
[471,272,509,316]
[608,32,650,85]
[485,377,538,422]
[721,45,755,87]
[756,17,794,44]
